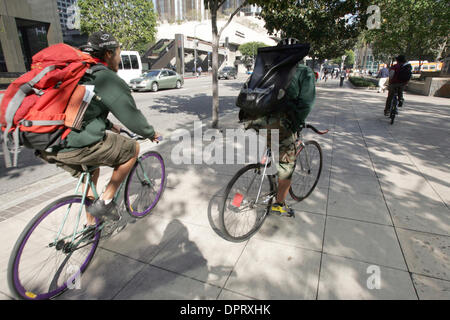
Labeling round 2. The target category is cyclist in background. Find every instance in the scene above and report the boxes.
[38,31,161,224]
[241,38,316,217]
[384,55,411,116]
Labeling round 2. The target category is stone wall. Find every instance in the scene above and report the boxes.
[406,77,450,98]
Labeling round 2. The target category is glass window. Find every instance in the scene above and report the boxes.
[161,70,169,77]
[15,18,50,70]
[121,55,131,69]
[0,42,7,72]
[130,55,139,69]
[145,71,160,78]
[168,70,176,76]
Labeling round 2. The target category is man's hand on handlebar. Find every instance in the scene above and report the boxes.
[111,124,122,134]
[151,132,162,143]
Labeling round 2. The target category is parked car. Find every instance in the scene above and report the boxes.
[129,69,184,92]
[218,66,237,80]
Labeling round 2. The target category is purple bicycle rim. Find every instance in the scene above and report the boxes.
[13,198,98,300]
[126,152,165,217]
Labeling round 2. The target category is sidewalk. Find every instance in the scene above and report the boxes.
[0,78,449,300]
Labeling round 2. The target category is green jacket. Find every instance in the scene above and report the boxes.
[62,67,155,151]
[283,63,316,131]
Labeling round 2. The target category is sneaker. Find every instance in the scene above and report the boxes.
[88,199,121,221]
[384,110,390,117]
[270,202,295,218]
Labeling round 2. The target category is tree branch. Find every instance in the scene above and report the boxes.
[218,0,248,38]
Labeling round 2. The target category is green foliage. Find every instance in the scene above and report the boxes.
[78,0,157,53]
[331,50,355,67]
[349,76,377,87]
[365,0,450,62]
[238,41,268,66]
[256,0,371,60]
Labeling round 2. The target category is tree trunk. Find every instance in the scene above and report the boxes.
[211,9,219,129]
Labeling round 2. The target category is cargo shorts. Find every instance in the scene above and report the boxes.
[38,133,137,178]
[245,114,297,180]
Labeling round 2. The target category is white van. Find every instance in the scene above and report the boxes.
[117,51,142,85]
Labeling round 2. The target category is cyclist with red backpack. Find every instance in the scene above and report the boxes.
[384,55,412,116]
[38,31,161,224]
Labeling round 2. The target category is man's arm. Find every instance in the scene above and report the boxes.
[95,70,156,139]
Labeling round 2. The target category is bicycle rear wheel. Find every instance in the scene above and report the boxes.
[220,164,275,242]
[289,140,323,202]
[124,151,166,218]
[390,96,397,125]
[8,196,100,300]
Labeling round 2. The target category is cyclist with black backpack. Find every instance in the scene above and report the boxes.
[384,55,412,116]
[239,38,316,217]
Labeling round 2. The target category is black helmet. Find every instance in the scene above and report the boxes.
[395,55,407,63]
[80,31,120,54]
[278,38,300,46]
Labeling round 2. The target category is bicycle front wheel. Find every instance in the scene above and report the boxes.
[220,164,275,242]
[8,196,100,300]
[289,140,323,202]
[125,151,166,218]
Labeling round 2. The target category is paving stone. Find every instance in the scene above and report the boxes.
[397,229,450,281]
[318,254,417,299]
[323,216,407,270]
[412,274,450,300]
[224,238,321,300]
[150,222,245,287]
[115,264,221,300]
[328,190,392,225]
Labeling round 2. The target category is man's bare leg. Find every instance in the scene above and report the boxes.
[276,179,292,204]
[85,168,100,226]
[101,142,140,201]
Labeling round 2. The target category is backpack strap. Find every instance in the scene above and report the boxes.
[2,65,56,168]
[86,63,108,75]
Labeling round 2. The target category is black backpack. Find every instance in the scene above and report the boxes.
[398,63,412,82]
[236,43,310,118]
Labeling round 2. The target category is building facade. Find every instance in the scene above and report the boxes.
[0,0,63,72]
[354,44,380,73]
[56,0,87,47]
[152,0,259,22]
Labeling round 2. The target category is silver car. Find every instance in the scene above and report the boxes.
[129,69,184,92]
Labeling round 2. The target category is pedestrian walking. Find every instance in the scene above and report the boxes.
[376,65,389,93]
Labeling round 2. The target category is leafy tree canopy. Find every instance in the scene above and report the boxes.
[78,0,157,54]
[365,0,450,62]
[257,0,371,61]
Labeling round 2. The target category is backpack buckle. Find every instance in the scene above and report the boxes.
[21,120,33,127]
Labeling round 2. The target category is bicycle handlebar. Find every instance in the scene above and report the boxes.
[120,128,163,143]
[299,124,329,135]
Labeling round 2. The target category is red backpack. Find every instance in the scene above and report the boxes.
[0,43,104,168]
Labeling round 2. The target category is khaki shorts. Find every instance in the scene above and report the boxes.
[38,133,137,178]
[245,114,297,180]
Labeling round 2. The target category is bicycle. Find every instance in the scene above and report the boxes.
[389,91,399,125]
[7,129,166,300]
[219,123,328,242]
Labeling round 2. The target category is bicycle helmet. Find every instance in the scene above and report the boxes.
[277,37,300,46]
